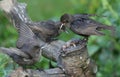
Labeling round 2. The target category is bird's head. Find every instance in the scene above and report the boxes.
[60,13,72,32]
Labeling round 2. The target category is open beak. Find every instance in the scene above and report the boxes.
[60,23,69,34]
[60,23,64,30]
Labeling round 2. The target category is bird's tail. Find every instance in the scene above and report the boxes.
[0,47,13,56]
[0,47,29,58]
[98,25,116,36]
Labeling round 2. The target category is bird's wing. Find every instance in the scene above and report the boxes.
[16,22,35,48]
[29,21,57,35]
[70,19,105,36]
[74,14,105,19]
[82,18,115,34]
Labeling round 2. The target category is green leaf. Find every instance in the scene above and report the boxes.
[88,45,100,56]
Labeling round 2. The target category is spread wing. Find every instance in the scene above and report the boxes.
[16,22,36,48]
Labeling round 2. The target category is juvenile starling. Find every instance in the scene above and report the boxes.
[0,23,41,66]
[16,22,40,60]
[3,22,41,66]
[0,0,41,66]
[27,20,63,43]
[60,13,115,41]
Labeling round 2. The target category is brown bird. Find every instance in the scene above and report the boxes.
[0,0,41,66]
[26,20,63,43]
[60,13,115,41]
[0,23,41,66]
[0,0,62,43]
[16,22,41,59]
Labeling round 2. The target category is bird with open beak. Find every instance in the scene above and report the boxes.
[60,13,115,42]
[27,20,64,43]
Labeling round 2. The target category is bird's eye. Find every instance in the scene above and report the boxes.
[66,20,69,23]
[64,20,69,23]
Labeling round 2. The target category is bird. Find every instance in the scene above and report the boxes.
[26,20,64,43]
[0,0,41,66]
[16,22,41,59]
[0,22,41,66]
[60,13,115,42]
[0,0,63,43]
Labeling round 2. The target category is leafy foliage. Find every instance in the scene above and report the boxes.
[0,0,120,77]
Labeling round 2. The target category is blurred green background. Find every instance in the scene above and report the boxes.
[0,0,120,77]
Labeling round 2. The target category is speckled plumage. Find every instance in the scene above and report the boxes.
[16,22,40,59]
[27,20,62,42]
[60,13,115,40]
